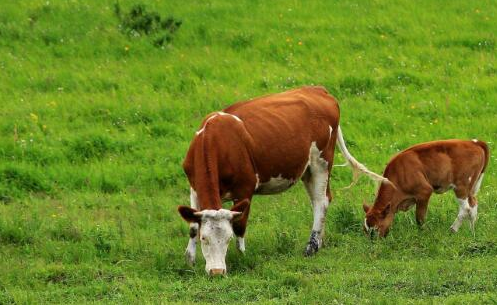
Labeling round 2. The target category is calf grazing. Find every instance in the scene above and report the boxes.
[178,86,385,275]
[363,139,489,237]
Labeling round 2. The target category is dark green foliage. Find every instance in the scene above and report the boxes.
[331,203,359,234]
[339,76,375,96]
[50,219,82,242]
[115,3,182,47]
[438,38,495,51]
[0,165,51,197]
[382,72,425,88]
[0,217,39,245]
[65,134,132,162]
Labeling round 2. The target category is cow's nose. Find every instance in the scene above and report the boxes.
[209,268,226,276]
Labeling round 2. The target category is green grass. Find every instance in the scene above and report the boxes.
[0,0,496,303]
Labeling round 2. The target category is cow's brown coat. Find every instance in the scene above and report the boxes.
[182,86,339,237]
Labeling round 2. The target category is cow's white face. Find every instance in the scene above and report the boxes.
[178,200,250,275]
[196,209,238,275]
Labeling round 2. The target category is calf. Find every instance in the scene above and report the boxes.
[178,86,386,275]
[363,139,489,237]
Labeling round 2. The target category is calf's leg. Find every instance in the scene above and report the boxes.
[415,187,432,226]
[450,197,470,233]
[468,196,478,232]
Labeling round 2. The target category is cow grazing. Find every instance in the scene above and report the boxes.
[178,86,386,275]
[363,139,489,237]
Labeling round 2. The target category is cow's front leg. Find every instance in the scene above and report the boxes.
[232,198,252,254]
[236,236,245,253]
[185,223,198,265]
[185,188,200,265]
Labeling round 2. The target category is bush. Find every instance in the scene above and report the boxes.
[114,3,182,47]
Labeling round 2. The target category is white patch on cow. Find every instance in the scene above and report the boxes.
[236,236,245,253]
[472,139,478,143]
[185,188,200,265]
[468,176,472,182]
[302,142,329,253]
[195,112,242,136]
[194,209,240,275]
[255,174,295,194]
[254,173,260,190]
[196,114,218,135]
[450,197,470,232]
[218,111,242,122]
[472,173,484,195]
[328,125,333,142]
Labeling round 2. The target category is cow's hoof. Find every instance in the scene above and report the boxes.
[304,243,318,257]
[449,226,458,233]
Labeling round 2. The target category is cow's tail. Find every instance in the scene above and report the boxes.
[336,125,391,188]
[471,140,490,195]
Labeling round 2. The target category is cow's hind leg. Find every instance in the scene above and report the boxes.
[451,172,483,233]
[450,197,471,233]
[468,196,478,233]
[468,172,484,232]
[302,148,331,256]
[185,188,199,265]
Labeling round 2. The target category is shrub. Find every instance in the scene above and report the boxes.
[114,3,182,47]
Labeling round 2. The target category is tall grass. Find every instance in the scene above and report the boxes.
[0,0,495,303]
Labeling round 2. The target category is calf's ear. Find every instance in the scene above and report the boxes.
[230,199,250,222]
[362,202,371,213]
[178,206,202,223]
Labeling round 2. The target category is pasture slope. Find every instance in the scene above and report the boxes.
[0,0,496,303]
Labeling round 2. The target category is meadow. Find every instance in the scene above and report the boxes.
[0,0,496,303]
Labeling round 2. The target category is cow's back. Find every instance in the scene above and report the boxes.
[223,86,340,183]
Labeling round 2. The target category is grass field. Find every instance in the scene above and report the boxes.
[0,0,496,303]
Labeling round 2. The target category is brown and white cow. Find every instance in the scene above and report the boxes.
[178,86,386,275]
[363,139,489,237]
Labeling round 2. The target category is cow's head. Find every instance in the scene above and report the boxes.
[178,200,249,275]
[362,202,393,238]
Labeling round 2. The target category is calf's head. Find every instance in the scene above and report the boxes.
[362,203,394,238]
[178,200,249,275]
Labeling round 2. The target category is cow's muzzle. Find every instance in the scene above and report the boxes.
[209,268,226,276]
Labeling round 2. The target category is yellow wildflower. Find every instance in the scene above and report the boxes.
[30,113,38,122]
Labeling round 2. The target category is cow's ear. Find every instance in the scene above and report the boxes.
[178,206,202,223]
[362,202,371,213]
[230,199,250,222]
